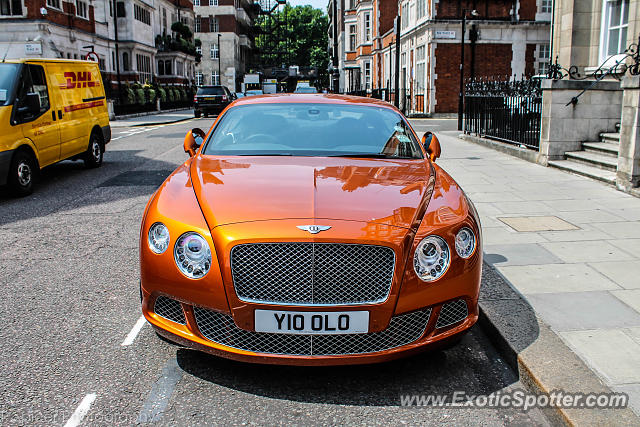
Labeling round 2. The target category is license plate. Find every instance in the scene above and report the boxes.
[254,310,369,335]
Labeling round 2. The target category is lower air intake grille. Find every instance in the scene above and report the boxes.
[193,308,431,356]
[435,299,468,329]
[154,296,186,325]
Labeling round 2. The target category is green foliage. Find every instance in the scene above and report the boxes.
[171,22,193,40]
[157,87,167,102]
[134,88,145,105]
[255,5,330,86]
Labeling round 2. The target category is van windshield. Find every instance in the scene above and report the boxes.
[0,63,20,106]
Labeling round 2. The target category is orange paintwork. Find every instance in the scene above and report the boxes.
[140,94,482,366]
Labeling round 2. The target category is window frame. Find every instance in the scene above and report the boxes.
[599,0,630,63]
[75,0,88,19]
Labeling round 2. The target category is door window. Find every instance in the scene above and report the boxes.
[14,64,50,124]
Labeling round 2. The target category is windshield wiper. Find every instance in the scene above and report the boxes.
[328,153,417,159]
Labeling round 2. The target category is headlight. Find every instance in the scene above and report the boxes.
[455,227,476,258]
[174,232,212,279]
[148,222,170,254]
[414,235,450,282]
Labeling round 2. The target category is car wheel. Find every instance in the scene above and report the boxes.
[8,150,36,197]
[194,111,201,118]
[83,132,104,168]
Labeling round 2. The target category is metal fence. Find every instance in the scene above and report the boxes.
[464,77,542,150]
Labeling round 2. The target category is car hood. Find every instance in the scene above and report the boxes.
[190,155,434,229]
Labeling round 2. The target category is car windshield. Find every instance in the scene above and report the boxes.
[203,103,423,159]
[295,87,317,93]
[0,63,20,106]
[197,87,225,95]
[245,90,263,95]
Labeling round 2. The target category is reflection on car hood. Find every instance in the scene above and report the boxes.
[191,155,434,229]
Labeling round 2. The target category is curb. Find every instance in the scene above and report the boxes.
[113,107,192,120]
[459,133,541,164]
[110,116,195,128]
[478,261,640,426]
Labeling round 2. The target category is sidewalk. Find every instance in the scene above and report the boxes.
[435,130,640,416]
[110,109,195,128]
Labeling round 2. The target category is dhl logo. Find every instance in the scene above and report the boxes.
[60,71,99,89]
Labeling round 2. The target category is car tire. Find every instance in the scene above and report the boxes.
[83,132,104,168]
[194,111,201,118]
[8,149,36,197]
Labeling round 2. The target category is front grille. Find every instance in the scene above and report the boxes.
[231,243,395,305]
[154,296,186,325]
[193,307,431,356]
[435,299,468,329]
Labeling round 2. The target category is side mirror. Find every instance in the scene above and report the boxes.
[18,92,41,116]
[422,131,441,161]
[184,128,206,157]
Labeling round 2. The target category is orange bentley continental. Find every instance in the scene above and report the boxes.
[139,94,482,365]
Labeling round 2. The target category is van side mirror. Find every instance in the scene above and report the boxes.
[422,131,441,161]
[18,93,41,116]
[184,128,206,157]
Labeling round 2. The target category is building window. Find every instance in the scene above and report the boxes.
[364,12,371,43]
[195,16,201,32]
[537,43,550,75]
[196,72,204,85]
[416,0,425,19]
[401,2,408,29]
[601,0,629,60]
[122,52,129,71]
[134,4,151,25]
[210,43,219,59]
[116,1,125,17]
[162,8,167,33]
[211,0,218,5]
[415,45,425,91]
[364,61,371,90]
[75,0,87,18]
[541,0,552,13]
[196,45,202,55]
[211,71,219,85]
[46,0,60,10]
[194,0,199,5]
[210,17,218,32]
[136,54,152,83]
[176,61,184,76]
[349,25,356,51]
[348,0,354,9]
[0,0,22,16]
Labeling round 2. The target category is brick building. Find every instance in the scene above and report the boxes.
[0,0,197,87]
[329,0,551,114]
[193,0,257,91]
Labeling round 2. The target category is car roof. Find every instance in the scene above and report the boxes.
[231,93,399,112]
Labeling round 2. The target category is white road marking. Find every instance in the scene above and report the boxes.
[122,315,147,346]
[137,358,183,423]
[63,393,97,427]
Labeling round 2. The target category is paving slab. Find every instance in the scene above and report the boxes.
[483,243,564,266]
[608,238,640,257]
[481,227,548,245]
[540,240,636,263]
[612,290,640,313]
[560,329,640,384]
[612,384,640,417]
[526,291,640,331]
[499,216,578,232]
[498,264,621,294]
[589,261,640,289]
[536,223,615,242]
[625,327,640,345]
[556,209,627,224]
[592,222,640,239]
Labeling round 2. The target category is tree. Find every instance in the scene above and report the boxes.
[255,4,330,87]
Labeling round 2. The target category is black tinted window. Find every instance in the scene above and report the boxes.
[197,87,225,95]
[0,63,19,106]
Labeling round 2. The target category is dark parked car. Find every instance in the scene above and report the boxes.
[194,86,232,118]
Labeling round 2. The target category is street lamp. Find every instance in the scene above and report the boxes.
[217,33,221,86]
[458,9,478,131]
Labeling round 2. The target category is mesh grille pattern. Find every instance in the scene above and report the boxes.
[154,296,186,325]
[193,307,430,356]
[231,243,395,305]
[435,299,468,329]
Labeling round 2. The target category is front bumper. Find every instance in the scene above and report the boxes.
[141,290,478,366]
[194,103,229,114]
[0,149,14,186]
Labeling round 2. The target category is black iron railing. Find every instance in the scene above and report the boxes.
[343,88,426,116]
[464,77,542,150]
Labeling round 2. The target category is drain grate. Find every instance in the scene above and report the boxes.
[99,170,174,187]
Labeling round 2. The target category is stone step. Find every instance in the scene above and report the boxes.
[565,150,618,171]
[548,160,617,185]
[600,132,620,144]
[582,141,620,156]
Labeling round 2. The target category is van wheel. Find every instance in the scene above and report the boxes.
[84,133,104,168]
[8,150,36,197]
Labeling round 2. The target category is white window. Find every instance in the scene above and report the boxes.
[416,0,425,19]
[211,71,219,85]
[416,45,425,90]
[537,43,550,75]
[176,61,184,76]
[210,43,219,59]
[363,12,371,43]
[134,4,151,25]
[541,0,552,13]
[46,0,60,10]
[195,16,201,32]
[364,61,371,90]
[136,54,152,83]
[210,17,219,32]
[76,0,87,18]
[349,24,356,51]
[194,0,199,5]
[196,45,202,54]
[601,0,629,61]
[401,2,408,29]
[1,0,23,15]
[211,0,218,5]
[196,72,204,86]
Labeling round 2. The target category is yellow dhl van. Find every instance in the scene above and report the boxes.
[0,58,110,195]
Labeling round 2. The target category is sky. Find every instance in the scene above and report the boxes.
[287,0,328,12]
